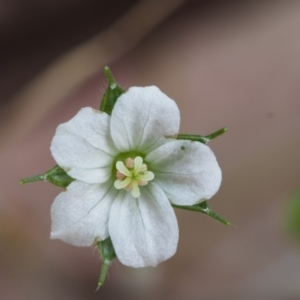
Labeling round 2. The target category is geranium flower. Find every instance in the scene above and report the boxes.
[50,86,222,268]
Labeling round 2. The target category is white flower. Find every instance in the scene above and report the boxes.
[50,86,222,268]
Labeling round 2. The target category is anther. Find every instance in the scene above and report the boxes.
[114,156,155,198]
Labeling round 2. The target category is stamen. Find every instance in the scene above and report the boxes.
[140,163,147,172]
[137,171,154,182]
[133,156,143,175]
[137,180,148,186]
[124,182,133,191]
[116,171,125,180]
[116,161,131,177]
[131,181,140,198]
[114,177,132,189]
[125,157,134,169]
[114,156,154,198]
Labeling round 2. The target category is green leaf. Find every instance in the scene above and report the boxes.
[99,66,125,115]
[177,127,227,144]
[96,237,117,287]
[285,191,300,241]
[19,165,74,188]
[172,201,230,225]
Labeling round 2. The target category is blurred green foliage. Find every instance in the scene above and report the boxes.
[285,191,300,241]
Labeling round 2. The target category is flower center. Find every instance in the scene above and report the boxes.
[113,156,154,198]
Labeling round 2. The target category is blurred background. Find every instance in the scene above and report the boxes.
[1,0,300,299]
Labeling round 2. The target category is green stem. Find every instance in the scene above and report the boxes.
[172,203,204,213]
[19,174,44,184]
[205,209,230,226]
[98,259,111,287]
[172,204,230,226]
[205,127,227,141]
[103,66,116,87]
[177,134,208,144]
[177,127,227,144]
[96,237,116,288]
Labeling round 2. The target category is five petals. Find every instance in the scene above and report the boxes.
[50,86,222,267]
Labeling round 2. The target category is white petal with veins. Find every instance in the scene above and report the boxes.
[109,183,178,267]
[146,140,222,205]
[49,85,223,269]
[110,86,180,153]
[51,180,117,246]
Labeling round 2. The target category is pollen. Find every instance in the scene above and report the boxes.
[114,156,154,198]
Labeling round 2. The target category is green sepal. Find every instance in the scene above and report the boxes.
[96,237,117,287]
[20,67,123,189]
[285,191,300,241]
[177,127,227,144]
[172,201,230,225]
[19,165,74,189]
[100,66,125,115]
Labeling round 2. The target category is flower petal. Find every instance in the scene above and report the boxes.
[51,107,118,183]
[110,86,180,153]
[56,107,118,153]
[109,182,178,267]
[50,180,117,246]
[66,166,113,184]
[146,140,222,205]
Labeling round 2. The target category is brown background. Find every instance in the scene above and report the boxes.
[1,1,300,299]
